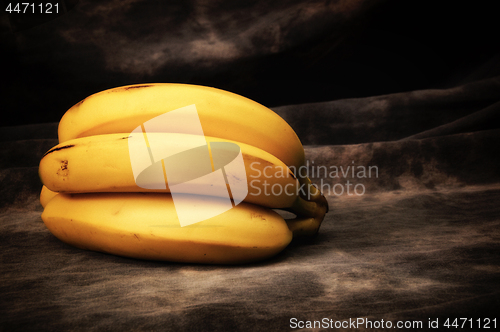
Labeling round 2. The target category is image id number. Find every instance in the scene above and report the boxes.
[5,3,59,14]
[443,318,497,329]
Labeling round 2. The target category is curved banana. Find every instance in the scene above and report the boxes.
[58,83,305,173]
[42,192,293,264]
[39,190,328,239]
[39,133,299,209]
[40,185,58,208]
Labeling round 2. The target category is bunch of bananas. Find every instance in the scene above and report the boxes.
[39,84,328,264]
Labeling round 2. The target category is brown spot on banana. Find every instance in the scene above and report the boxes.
[42,144,75,158]
[122,84,154,91]
[57,160,69,177]
[250,212,265,220]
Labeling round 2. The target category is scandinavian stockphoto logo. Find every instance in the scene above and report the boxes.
[128,104,248,227]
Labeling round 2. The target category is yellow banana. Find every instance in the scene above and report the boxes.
[42,192,294,264]
[40,185,58,208]
[40,83,329,264]
[39,133,299,209]
[57,83,326,203]
[58,83,305,173]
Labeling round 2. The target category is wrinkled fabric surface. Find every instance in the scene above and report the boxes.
[1,76,499,331]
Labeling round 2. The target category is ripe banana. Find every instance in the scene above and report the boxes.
[39,133,299,209]
[40,185,58,208]
[42,192,294,264]
[57,83,326,202]
[58,83,305,174]
[39,83,329,264]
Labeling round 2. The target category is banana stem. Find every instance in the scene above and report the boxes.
[285,193,329,239]
[286,216,322,238]
[297,176,322,202]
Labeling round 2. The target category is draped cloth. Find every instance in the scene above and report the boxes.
[2,76,499,330]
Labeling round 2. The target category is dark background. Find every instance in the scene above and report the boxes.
[2,0,499,126]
